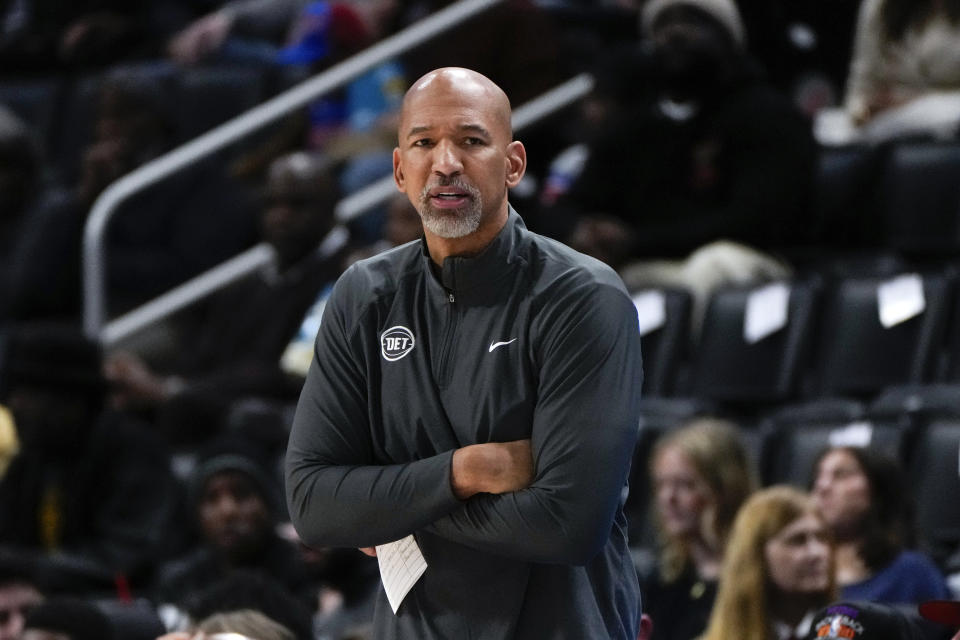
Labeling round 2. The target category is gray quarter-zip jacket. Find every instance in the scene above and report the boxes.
[286,208,643,639]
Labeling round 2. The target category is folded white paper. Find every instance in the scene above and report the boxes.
[632,290,667,337]
[744,283,790,344]
[376,535,428,614]
[829,422,874,448]
[877,274,925,329]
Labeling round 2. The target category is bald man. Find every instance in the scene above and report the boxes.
[286,68,643,638]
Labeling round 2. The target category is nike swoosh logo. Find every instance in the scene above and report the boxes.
[488,338,517,353]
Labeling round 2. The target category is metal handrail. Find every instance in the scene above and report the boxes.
[99,72,595,348]
[83,0,503,337]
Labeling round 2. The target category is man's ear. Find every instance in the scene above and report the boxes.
[505,141,527,188]
[393,147,405,192]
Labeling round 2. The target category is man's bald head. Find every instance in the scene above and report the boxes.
[400,67,513,143]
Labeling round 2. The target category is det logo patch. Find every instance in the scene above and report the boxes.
[381,326,416,361]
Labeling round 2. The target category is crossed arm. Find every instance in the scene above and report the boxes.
[285,279,641,563]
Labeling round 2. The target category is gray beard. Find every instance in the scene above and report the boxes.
[418,181,483,239]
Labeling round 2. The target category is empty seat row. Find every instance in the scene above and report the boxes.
[635,267,958,407]
[813,139,960,255]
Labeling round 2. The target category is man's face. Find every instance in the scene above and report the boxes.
[262,166,333,264]
[764,512,832,596]
[393,71,524,240]
[0,582,43,640]
[198,471,271,557]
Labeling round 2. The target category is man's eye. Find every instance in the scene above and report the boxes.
[464,137,484,145]
[413,139,433,147]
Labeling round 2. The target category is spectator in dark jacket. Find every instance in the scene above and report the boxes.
[154,437,314,618]
[105,150,349,447]
[0,323,176,594]
[543,0,816,268]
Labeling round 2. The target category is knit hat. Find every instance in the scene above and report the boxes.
[805,601,928,640]
[187,435,281,517]
[641,0,746,50]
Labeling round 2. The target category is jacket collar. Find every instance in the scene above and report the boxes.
[420,206,526,294]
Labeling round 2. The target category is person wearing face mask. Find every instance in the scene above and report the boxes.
[539,0,816,275]
[703,485,836,640]
[811,446,949,605]
[642,418,756,640]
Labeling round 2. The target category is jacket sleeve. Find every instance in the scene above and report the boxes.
[285,272,463,549]
[425,278,643,565]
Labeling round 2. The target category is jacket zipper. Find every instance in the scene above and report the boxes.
[437,291,457,386]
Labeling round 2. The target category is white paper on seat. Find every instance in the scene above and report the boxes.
[376,534,428,614]
[632,290,667,337]
[743,282,790,344]
[829,422,874,448]
[877,274,925,328]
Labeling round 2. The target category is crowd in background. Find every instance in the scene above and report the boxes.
[3,0,960,638]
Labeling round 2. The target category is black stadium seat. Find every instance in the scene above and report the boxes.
[879,140,960,255]
[759,409,906,488]
[904,416,960,565]
[631,287,691,397]
[687,279,818,406]
[175,66,266,142]
[812,272,953,398]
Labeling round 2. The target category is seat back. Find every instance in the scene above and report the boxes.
[813,272,952,398]
[689,280,818,405]
[880,141,960,255]
[631,287,691,397]
[904,417,960,565]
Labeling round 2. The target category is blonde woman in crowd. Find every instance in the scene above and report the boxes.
[703,486,836,640]
[642,418,756,640]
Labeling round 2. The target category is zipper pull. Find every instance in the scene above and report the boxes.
[448,293,455,303]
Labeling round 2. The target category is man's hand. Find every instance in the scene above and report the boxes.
[450,439,534,500]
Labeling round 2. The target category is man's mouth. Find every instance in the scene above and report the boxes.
[428,187,472,208]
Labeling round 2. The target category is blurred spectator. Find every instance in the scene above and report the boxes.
[0,404,16,479]
[0,554,44,640]
[845,0,960,130]
[702,485,835,640]
[0,323,175,594]
[541,0,816,270]
[642,418,756,640]
[340,193,422,268]
[20,597,113,640]
[0,105,41,309]
[1,72,258,323]
[0,0,203,72]
[181,571,315,640]
[154,437,314,615]
[811,446,950,605]
[167,0,372,67]
[274,525,377,640]
[195,609,296,640]
[805,600,938,640]
[105,151,347,446]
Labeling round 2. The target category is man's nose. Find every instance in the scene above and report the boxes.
[432,140,463,176]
